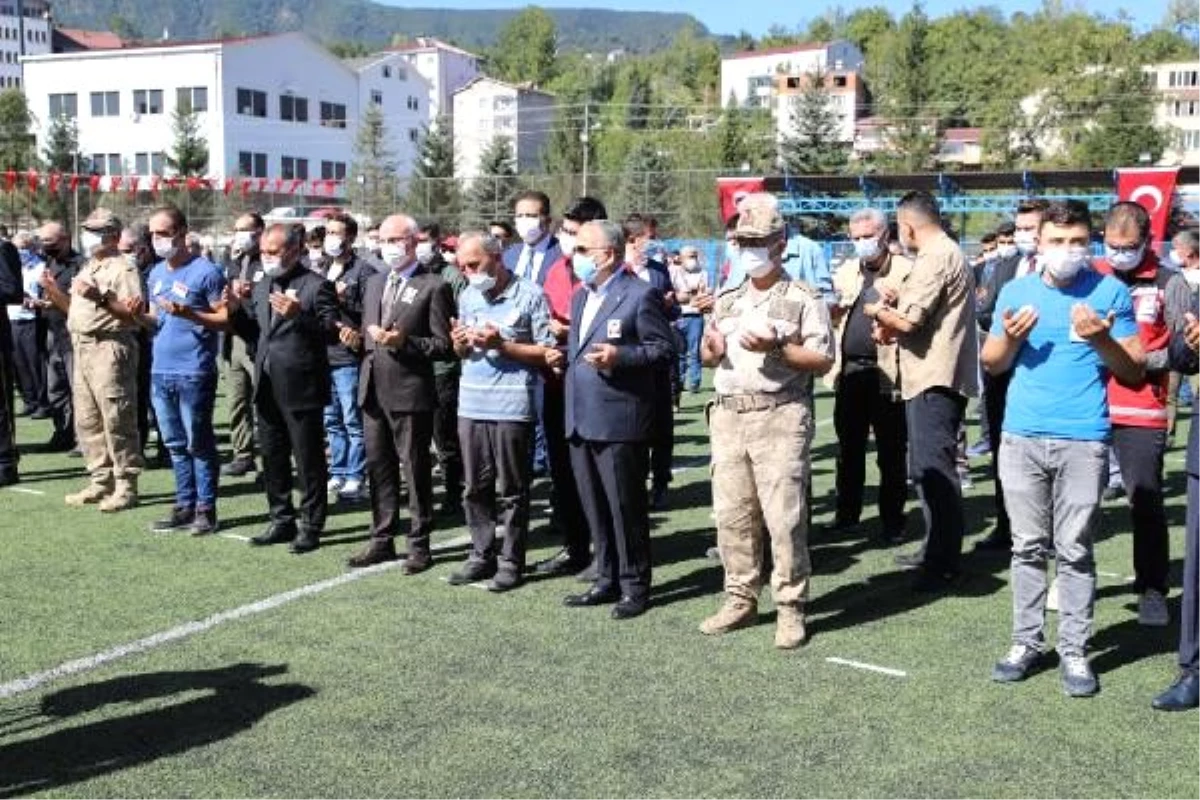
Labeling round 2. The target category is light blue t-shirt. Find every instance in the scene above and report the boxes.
[992,268,1137,442]
[457,272,553,422]
[147,256,227,376]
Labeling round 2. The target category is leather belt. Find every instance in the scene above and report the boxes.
[714,393,800,413]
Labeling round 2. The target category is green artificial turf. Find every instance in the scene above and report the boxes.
[0,384,1196,798]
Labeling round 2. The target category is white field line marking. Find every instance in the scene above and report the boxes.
[825,657,907,678]
[217,532,251,542]
[817,417,834,427]
[3,487,45,496]
[0,533,476,701]
[1096,571,1134,582]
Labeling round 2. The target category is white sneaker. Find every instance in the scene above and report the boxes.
[338,479,365,501]
[1138,589,1170,627]
[327,477,345,494]
[1046,576,1059,613]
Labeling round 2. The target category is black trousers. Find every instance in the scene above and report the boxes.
[571,437,652,601]
[542,379,589,561]
[364,394,434,555]
[256,372,328,533]
[45,322,73,439]
[983,369,1012,540]
[646,366,674,489]
[459,418,532,570]
[432,370,463,506]
[833,366,908,532]
[1181,469,1198,674]
[907,388,967,575]
[11,318,45,411]
[1112,425,1170,594]
[0,341,16,474]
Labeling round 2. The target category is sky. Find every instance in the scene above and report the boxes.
[380,0,1173,37]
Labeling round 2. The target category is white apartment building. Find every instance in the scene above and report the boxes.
[719,40,865,109]
[452,76,554,178]
[391,37,481,122]
[1148,61,1200,167]
[0,0,50,90]
[21,32,432,186]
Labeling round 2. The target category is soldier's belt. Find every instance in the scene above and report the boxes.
[73,330,134,344]
[714,393,800,413]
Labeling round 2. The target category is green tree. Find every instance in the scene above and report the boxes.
[779,71,850,174]
[0,90,34,171]
[327,40,370,59]
[108,13,142,41]
[407,116,461,229]
[1164,0,1199,41]
[41,113,82,174]
[871,3,937,171]
[350,102,396,223]
[490,7,557,86]
[465,135,519,229]
[611,139,675,223]
[166,100,209,177]
[842,6,896,56]
[1073,62,1169,167]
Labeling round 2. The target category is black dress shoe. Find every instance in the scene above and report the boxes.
[563,585,619,607]
[533,549,590,577]
[221,456,257,477]
[575,560,599,582]
[29,407,52,420]
[612,596,648,620]
[912,568,959,593]
[1152,671,1199,711]
[973,529,1011,552]
[448,559,496,585]
[45,432,74,452]
[875,528,905,546]
[650,484,668,510]
[402,550,432,575]
[0,469,18,487]
[436,500,463,519]
[824,517,860,535]
[347,541,398,569]
[289,529,320,554]
[250,523,298,547]
[488,568,523,593]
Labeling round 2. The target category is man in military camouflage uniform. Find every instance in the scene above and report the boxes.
[699,193,835,649]
[43,208,145,511]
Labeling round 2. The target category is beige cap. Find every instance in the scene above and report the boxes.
[734,193,783,238]
[82,207,121,232]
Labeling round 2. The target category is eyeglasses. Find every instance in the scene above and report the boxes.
[573,246,610,255]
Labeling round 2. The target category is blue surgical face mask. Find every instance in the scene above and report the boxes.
[853,237,882,263]
[468,272,496,293]
[573,253,599,284]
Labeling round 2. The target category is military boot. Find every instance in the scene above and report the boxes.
[65,479,113,507]
[775,604,806,650]
[99,478,138,513]
[699,597,757,635]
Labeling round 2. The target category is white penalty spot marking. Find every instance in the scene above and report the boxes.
[826,656,907,678]
[4,486,45,496]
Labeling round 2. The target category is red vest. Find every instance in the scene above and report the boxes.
[1094,254,1172,429]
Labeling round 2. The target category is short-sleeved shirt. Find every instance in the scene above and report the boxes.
[457,272,553,422]
[67,253,144,337]
[147,256,227,376]
[893,232,979,400]
[711,275,834,398]
[992,268,1138,442]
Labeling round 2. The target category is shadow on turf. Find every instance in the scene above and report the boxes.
[0,663,314,798]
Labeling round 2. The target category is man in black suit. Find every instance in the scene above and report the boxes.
[227,224,340,554]
[560,220,674,619]
[35,222,85,453]
[0,235,22,484]
[343,214,454,573]
[221,212,265,478]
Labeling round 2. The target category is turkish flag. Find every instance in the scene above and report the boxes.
[128,176,140,196]
[1116,167,1178,249]
[25,169,38,192]
[69,174,80,192]
[4,170,15,192]
[287,178,303,195]
[223,178,234,196]
[48,172,60,194]
[109,175,123,193]
[240,178,252,197]
[716,177,766,225]
[88,174,101,192]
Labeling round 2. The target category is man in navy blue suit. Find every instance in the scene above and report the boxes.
[557,219,674,619]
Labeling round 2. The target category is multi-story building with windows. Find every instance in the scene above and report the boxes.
[451,76,554,178]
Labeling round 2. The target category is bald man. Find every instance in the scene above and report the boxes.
[36,221,86,452]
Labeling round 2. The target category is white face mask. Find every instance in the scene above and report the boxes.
[380,242,408,268]
[1014,231,1037,256]
[683,257,700,272]
[308,248,324,263]
[741,247,773,279]
[1168,250,1184,268]
[996,244,1018,259]
[852,238,882,262]
[444,252,458,266]
[1041,246,1090,283]
[415,241,437,265]
[80,230,104,255]
[1183,268,1200,287]
[469,272,497,293]
[324,235,344,258]
[152,235,178,261]
[1105,244,1144,272]
[557,232,577,259]
[261,256,285,278]
[233,230,256,253]
[123,253,139,270]
[515,216,543,245]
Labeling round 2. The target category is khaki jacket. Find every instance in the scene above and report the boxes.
[824,253,913,396]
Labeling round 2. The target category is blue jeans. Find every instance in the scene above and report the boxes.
[151,372,219,509]
[324,364,365,482]
[676,315,704,390]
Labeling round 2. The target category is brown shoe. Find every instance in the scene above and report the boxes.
[699,598,757,635]
[347,541,398,569]
[402,550,432,575]
[65,481,113,507]
[775,604,806,650]
[98,479,138,513]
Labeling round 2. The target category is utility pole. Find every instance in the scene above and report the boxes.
[580,101,590,197]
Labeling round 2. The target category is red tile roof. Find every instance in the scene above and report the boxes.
[54,28,125,50]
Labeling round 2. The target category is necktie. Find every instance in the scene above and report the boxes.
[381,272,402,322]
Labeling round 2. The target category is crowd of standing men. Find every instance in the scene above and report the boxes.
[0,186,1196,710]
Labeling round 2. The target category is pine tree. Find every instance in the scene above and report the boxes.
[1073,60,1169,167]
[351,102,396,224]
[778,70,850,175]
[166,99,209,177]
[873,3,938,171]
[465,135,519,229]
[611,140,675,225]
[42,113,82,174]
[0,90,34,171]
[407,116,461,229]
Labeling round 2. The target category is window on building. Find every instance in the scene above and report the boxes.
[89,90,119,117]
[236,87,267,117]
[134,152,166,175]
[320,160,347,180]
[91,153,123,175]
[176,86,207,113]
[1179,130,1200,151]
[281,156,308,180]
[383,65,392,78]
[409,127,419,142]
[1174,100,1199,118]
[48,92,76,119]
[407,95,419,111]
[395,65,407,80]
[320,101,347,129]
[133,89,163,115]
[280,93,309,123]
[238,151,268,178]
[371,90,383,106]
